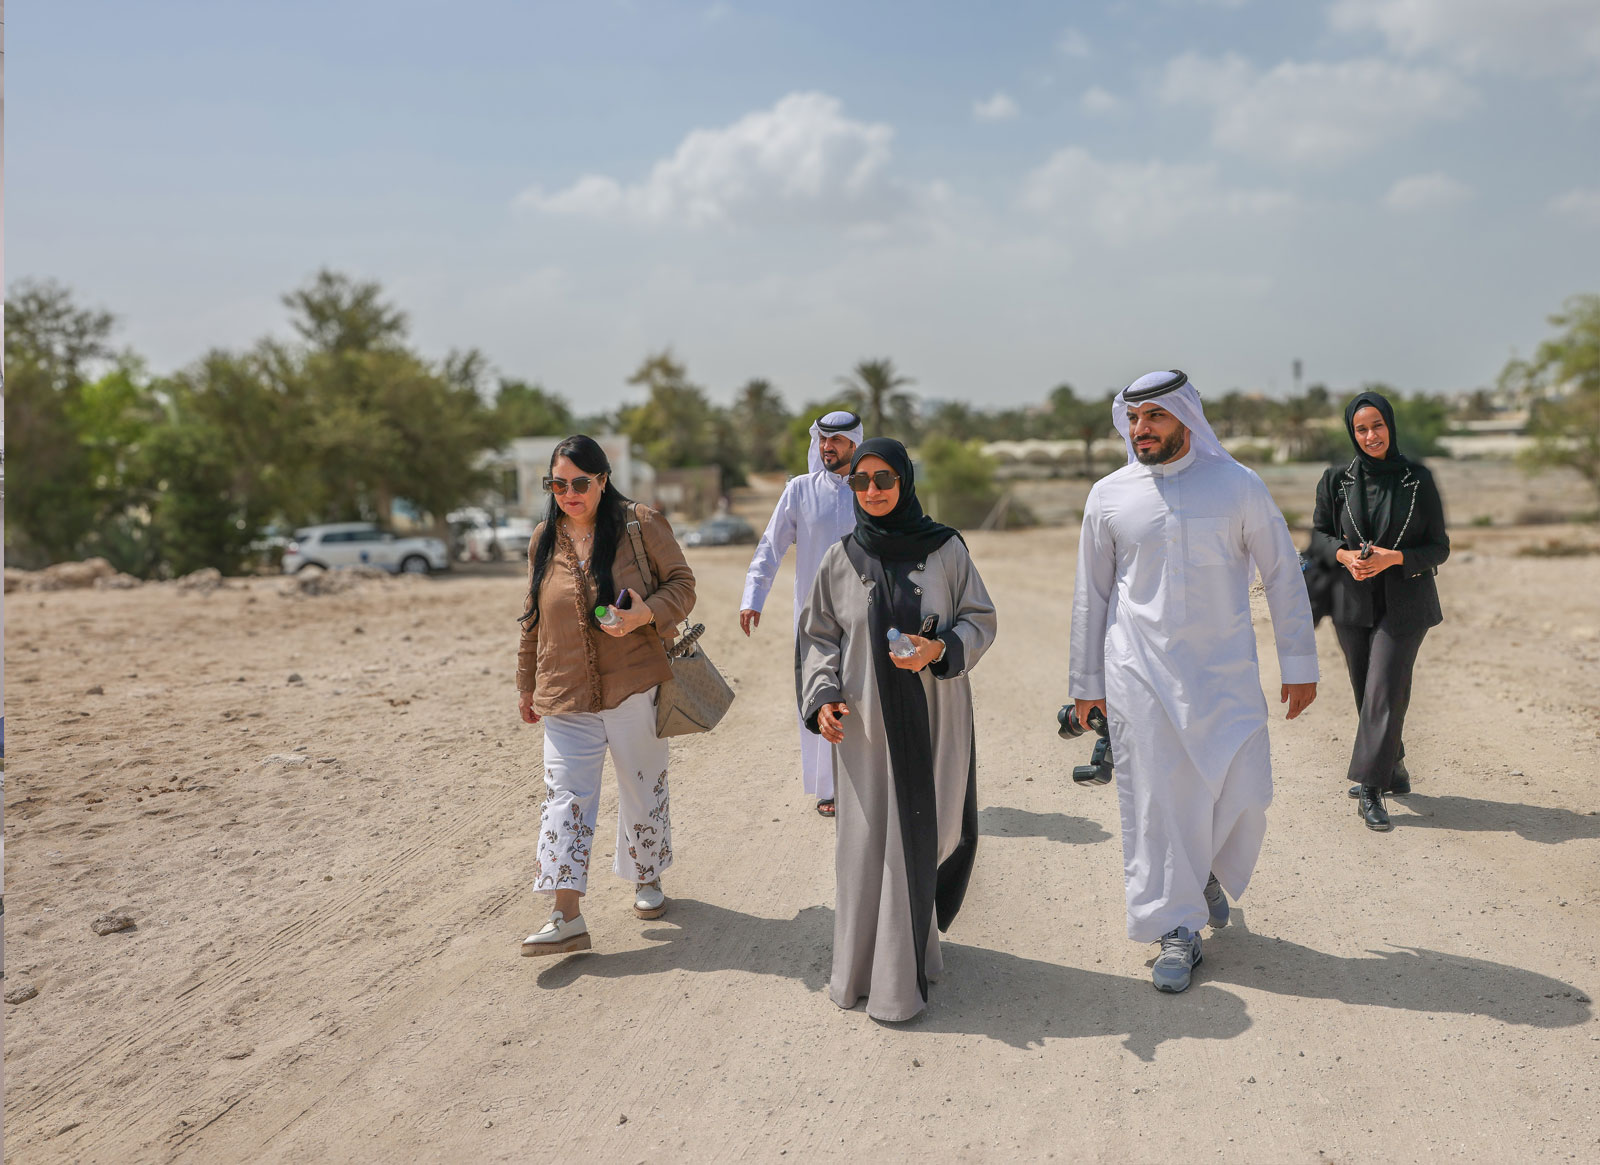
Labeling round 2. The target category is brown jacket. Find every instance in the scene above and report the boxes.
[516,503,696,715]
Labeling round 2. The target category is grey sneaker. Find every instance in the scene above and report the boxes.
[633,880,667,920]
[1152,927,1202,993]
[1204,873,1229,928]
[521,911,591,957]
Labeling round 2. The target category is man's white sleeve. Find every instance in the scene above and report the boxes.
[1068,486,1115,701]
[1244,478,1320,685]
[740,481,799,612]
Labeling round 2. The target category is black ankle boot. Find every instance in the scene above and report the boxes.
[1358,785,1392,831]
[1390,759,1411,796]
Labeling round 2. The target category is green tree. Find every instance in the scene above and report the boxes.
[143,410,262,576]
[1502,294,1600,504]
[616,350,747,487]
[70,360,167,574]
[984,407,1033,442]
[617,351,718,468]
[1038,383,1115,477]
[837,358,915,439]
[732,378,792,473]
[280,272,501,526]
[918,436,1001,528]
[1276,384,1340,462]
[3,280,118,564]
[284,269,408,353]
[1212,390,1271,439]
[494,379,575,439]
[921,400,977,444]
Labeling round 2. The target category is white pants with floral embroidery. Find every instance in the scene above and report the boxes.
[536,687,672,895]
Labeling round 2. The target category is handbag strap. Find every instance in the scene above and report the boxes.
[625,503,688,647]
[624,503,658,595]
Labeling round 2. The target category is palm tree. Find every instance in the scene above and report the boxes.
[837,358,915,437]
[733,377,792,472]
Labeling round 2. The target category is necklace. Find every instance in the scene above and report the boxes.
[565,521,595,566]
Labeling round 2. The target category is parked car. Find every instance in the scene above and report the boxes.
[461,517,535,562]
[683,515,758,547]
[282,523,451,575]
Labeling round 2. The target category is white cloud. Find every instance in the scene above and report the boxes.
[1057,28,1091,58]
[1019,147,1293,244]
[1383,172,1472,211]
[973,92,1020,122]
[516,92,911,228]
[1331,0,1600,76]
[1161,53,1474,165]
[1081,86,1122,115]
[1549,188,1600,225]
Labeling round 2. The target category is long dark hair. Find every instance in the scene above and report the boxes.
[518,435,632,629]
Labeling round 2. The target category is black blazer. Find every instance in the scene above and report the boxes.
[1310,459,1450,632]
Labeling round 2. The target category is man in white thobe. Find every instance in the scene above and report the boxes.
[1069,370,1318,993]
[740,410,864,813]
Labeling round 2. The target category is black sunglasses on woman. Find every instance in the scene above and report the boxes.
[846,470,900,492]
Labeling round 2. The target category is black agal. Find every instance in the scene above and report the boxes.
[1123,370,1188,403]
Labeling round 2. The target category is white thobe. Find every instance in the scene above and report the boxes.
[742,469,858,799]
[1069,447,1318,941]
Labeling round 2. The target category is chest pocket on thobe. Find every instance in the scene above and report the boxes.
[1184,517,1233,567]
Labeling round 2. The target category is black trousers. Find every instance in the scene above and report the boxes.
[1334,621,1427,792]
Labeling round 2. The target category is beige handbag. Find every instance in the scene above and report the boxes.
[624,507,735,738]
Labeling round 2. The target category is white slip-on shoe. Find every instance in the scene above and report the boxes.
[520,911,591,957]
[633,880,667,920]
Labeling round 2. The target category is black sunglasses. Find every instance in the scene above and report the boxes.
[542,474,601,495]
[846,470,900,493]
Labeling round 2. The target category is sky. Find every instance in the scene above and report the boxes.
[11,0,1600,411]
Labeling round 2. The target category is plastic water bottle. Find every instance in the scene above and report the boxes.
[887,627,918,658]
[597,589,633,628]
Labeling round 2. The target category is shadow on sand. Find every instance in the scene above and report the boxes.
[978,805,1113,846]
[536,898,1248,1061]
[1391,793,1600,844]
[1205,910,1593,1029]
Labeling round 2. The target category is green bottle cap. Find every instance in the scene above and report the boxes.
[595,605,608,618]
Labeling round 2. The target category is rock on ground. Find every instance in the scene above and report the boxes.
[90,913,136,936]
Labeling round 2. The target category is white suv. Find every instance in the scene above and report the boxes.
[282,523,450,575]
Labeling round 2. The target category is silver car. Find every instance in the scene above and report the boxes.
[282,523,450,575]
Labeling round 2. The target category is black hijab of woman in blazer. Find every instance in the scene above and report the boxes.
[1343,390,1412,544]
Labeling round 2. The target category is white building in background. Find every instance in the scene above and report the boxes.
[482,435,655,518]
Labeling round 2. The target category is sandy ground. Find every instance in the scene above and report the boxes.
[4,469,1600,1163]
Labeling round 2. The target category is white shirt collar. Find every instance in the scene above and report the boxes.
[1148,445,1198,477]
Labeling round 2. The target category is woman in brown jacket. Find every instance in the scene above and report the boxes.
[515,436,696,955]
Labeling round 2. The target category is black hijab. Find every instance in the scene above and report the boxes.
[1344,391,1408,478]
[1343,390,1410,544]
[848,438,961,563]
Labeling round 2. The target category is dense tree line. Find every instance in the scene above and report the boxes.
[7,273,1586,573]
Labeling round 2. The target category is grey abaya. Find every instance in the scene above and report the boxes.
[795,536,997,1021]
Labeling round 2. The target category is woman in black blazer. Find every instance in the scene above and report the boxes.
[1310,391,1450,831]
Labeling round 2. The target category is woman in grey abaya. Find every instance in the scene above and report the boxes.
[795,438,998,1022]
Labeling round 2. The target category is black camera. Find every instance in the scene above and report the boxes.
[1056,704,1114,786]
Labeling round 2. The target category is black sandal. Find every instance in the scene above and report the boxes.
[816,799,836,818]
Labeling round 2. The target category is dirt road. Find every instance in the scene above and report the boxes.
[4,510,1598,1161]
